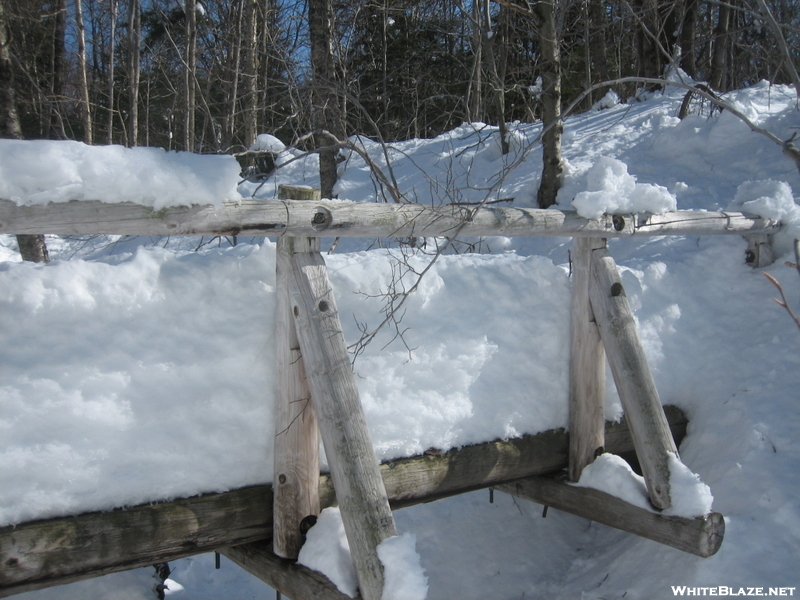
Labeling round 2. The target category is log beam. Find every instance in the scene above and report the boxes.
[287,251,396,600]
[568,237,607,481]
[0,409,687,598]
[589,248,678,510]
[0,198,781,239]
[497,474,724,558]
[273,186,321,559]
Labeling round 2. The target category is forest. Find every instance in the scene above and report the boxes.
[0,0,799,230]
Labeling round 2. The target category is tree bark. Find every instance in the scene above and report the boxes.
[243,0,259,147]
[308,0,342,199]
[536,0,562,208]
[47,0,67,140]
[107,0,117,144]
[75,0,92,144]
[184,0,197,151]
[127,0,140,147]
[709,0,731,91]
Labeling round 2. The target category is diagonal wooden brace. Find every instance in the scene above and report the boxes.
[588,247,678,510]
[288,251,397,600]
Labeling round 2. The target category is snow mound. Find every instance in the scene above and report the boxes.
[297,507,359,598]
[378,533,428,600]
[248,133,286,153]
[0,139,241,208]
[574,453,713,517]
[558,156,677,219]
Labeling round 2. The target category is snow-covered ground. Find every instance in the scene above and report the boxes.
[2,80,800,599]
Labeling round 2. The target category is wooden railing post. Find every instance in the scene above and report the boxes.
[568,237,607,481]
[588,247,678,510]
[272,185,322,559]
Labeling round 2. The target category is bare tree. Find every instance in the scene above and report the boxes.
[535,0,563,208]
[74,0,92,144]
[184,0,197,151]
[126,0,140,146]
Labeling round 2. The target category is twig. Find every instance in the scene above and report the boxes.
[763,272,800,330]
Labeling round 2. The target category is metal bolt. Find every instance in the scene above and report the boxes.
[318,300,330,312]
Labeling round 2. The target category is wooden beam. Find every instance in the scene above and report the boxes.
[568,237,607,481]
[221,541,356,600]
[0,198,781,239]
[0,409,687,598]
[589,247,678,510]
[273,185,321,559]
[0,485,273,598]
[497,475,724,558]
[288,251,396,600]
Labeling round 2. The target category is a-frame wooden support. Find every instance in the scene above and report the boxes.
[271,187,397,600]
[569,237,688,510]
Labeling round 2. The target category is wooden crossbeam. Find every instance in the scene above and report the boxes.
[589,247,679,510]
[221,542,355,600]
[497,474,725,558]
[0,410,687,598]
[287,251,397,600]
[273,186,321,559]
[568,237,607,481]
[0,198,781,239]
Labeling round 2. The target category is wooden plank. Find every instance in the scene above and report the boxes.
[287,251,397,600]
[589,247,678,510]
[0,198,781,239]
[568,237,607,481]
[497,474,725,558]
[0,485,273,598]
[0,409,688,598]
[273,186,321,559]
[221,541,356,600]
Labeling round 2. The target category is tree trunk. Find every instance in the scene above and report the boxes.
[536,0,563,208]
[127,0,140,147]
[243,0,259,147]
[709,0,731,91]
[47,0,67,140]
[679,0,698,78]
[75,0,92,144]
[107,0,117,144]
[308,0,342,199]
[0,0,49,263]
[184,0,197,151]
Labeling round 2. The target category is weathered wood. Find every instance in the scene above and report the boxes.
[0,485,273,598]
[0,409,688,597]
[273,185,321,559]
[568,237,607,481]
[287,251,397,600]
[221,541,356,600]
[589,247,678,510]
[745,233,775,267]
[497,474,724,558]
[0,198,781,239]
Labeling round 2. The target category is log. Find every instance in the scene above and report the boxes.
[273,185,321,559]
[497,474,724,558]
[568,237,607,481]
[0,409,688,598]
[0,485,273,597]
[0,198,781,239]
[221,541,355,600]
[589,248,678,509]
[287,251,396,600]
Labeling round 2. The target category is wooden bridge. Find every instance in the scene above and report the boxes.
[0,187,780,599]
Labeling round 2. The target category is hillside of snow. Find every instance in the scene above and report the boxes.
[2,81,800,599]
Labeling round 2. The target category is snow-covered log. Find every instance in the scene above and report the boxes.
[497,475,724,558]
[0,409,687,598]
[0,198,781,238]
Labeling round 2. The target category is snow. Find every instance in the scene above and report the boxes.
[573,453,714,518]
[2,81,800,599]
[0,140,241,208]
[297,507,359,598]
[559,155,677,219]
[248,133,286,153]
[378,534,428,600]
